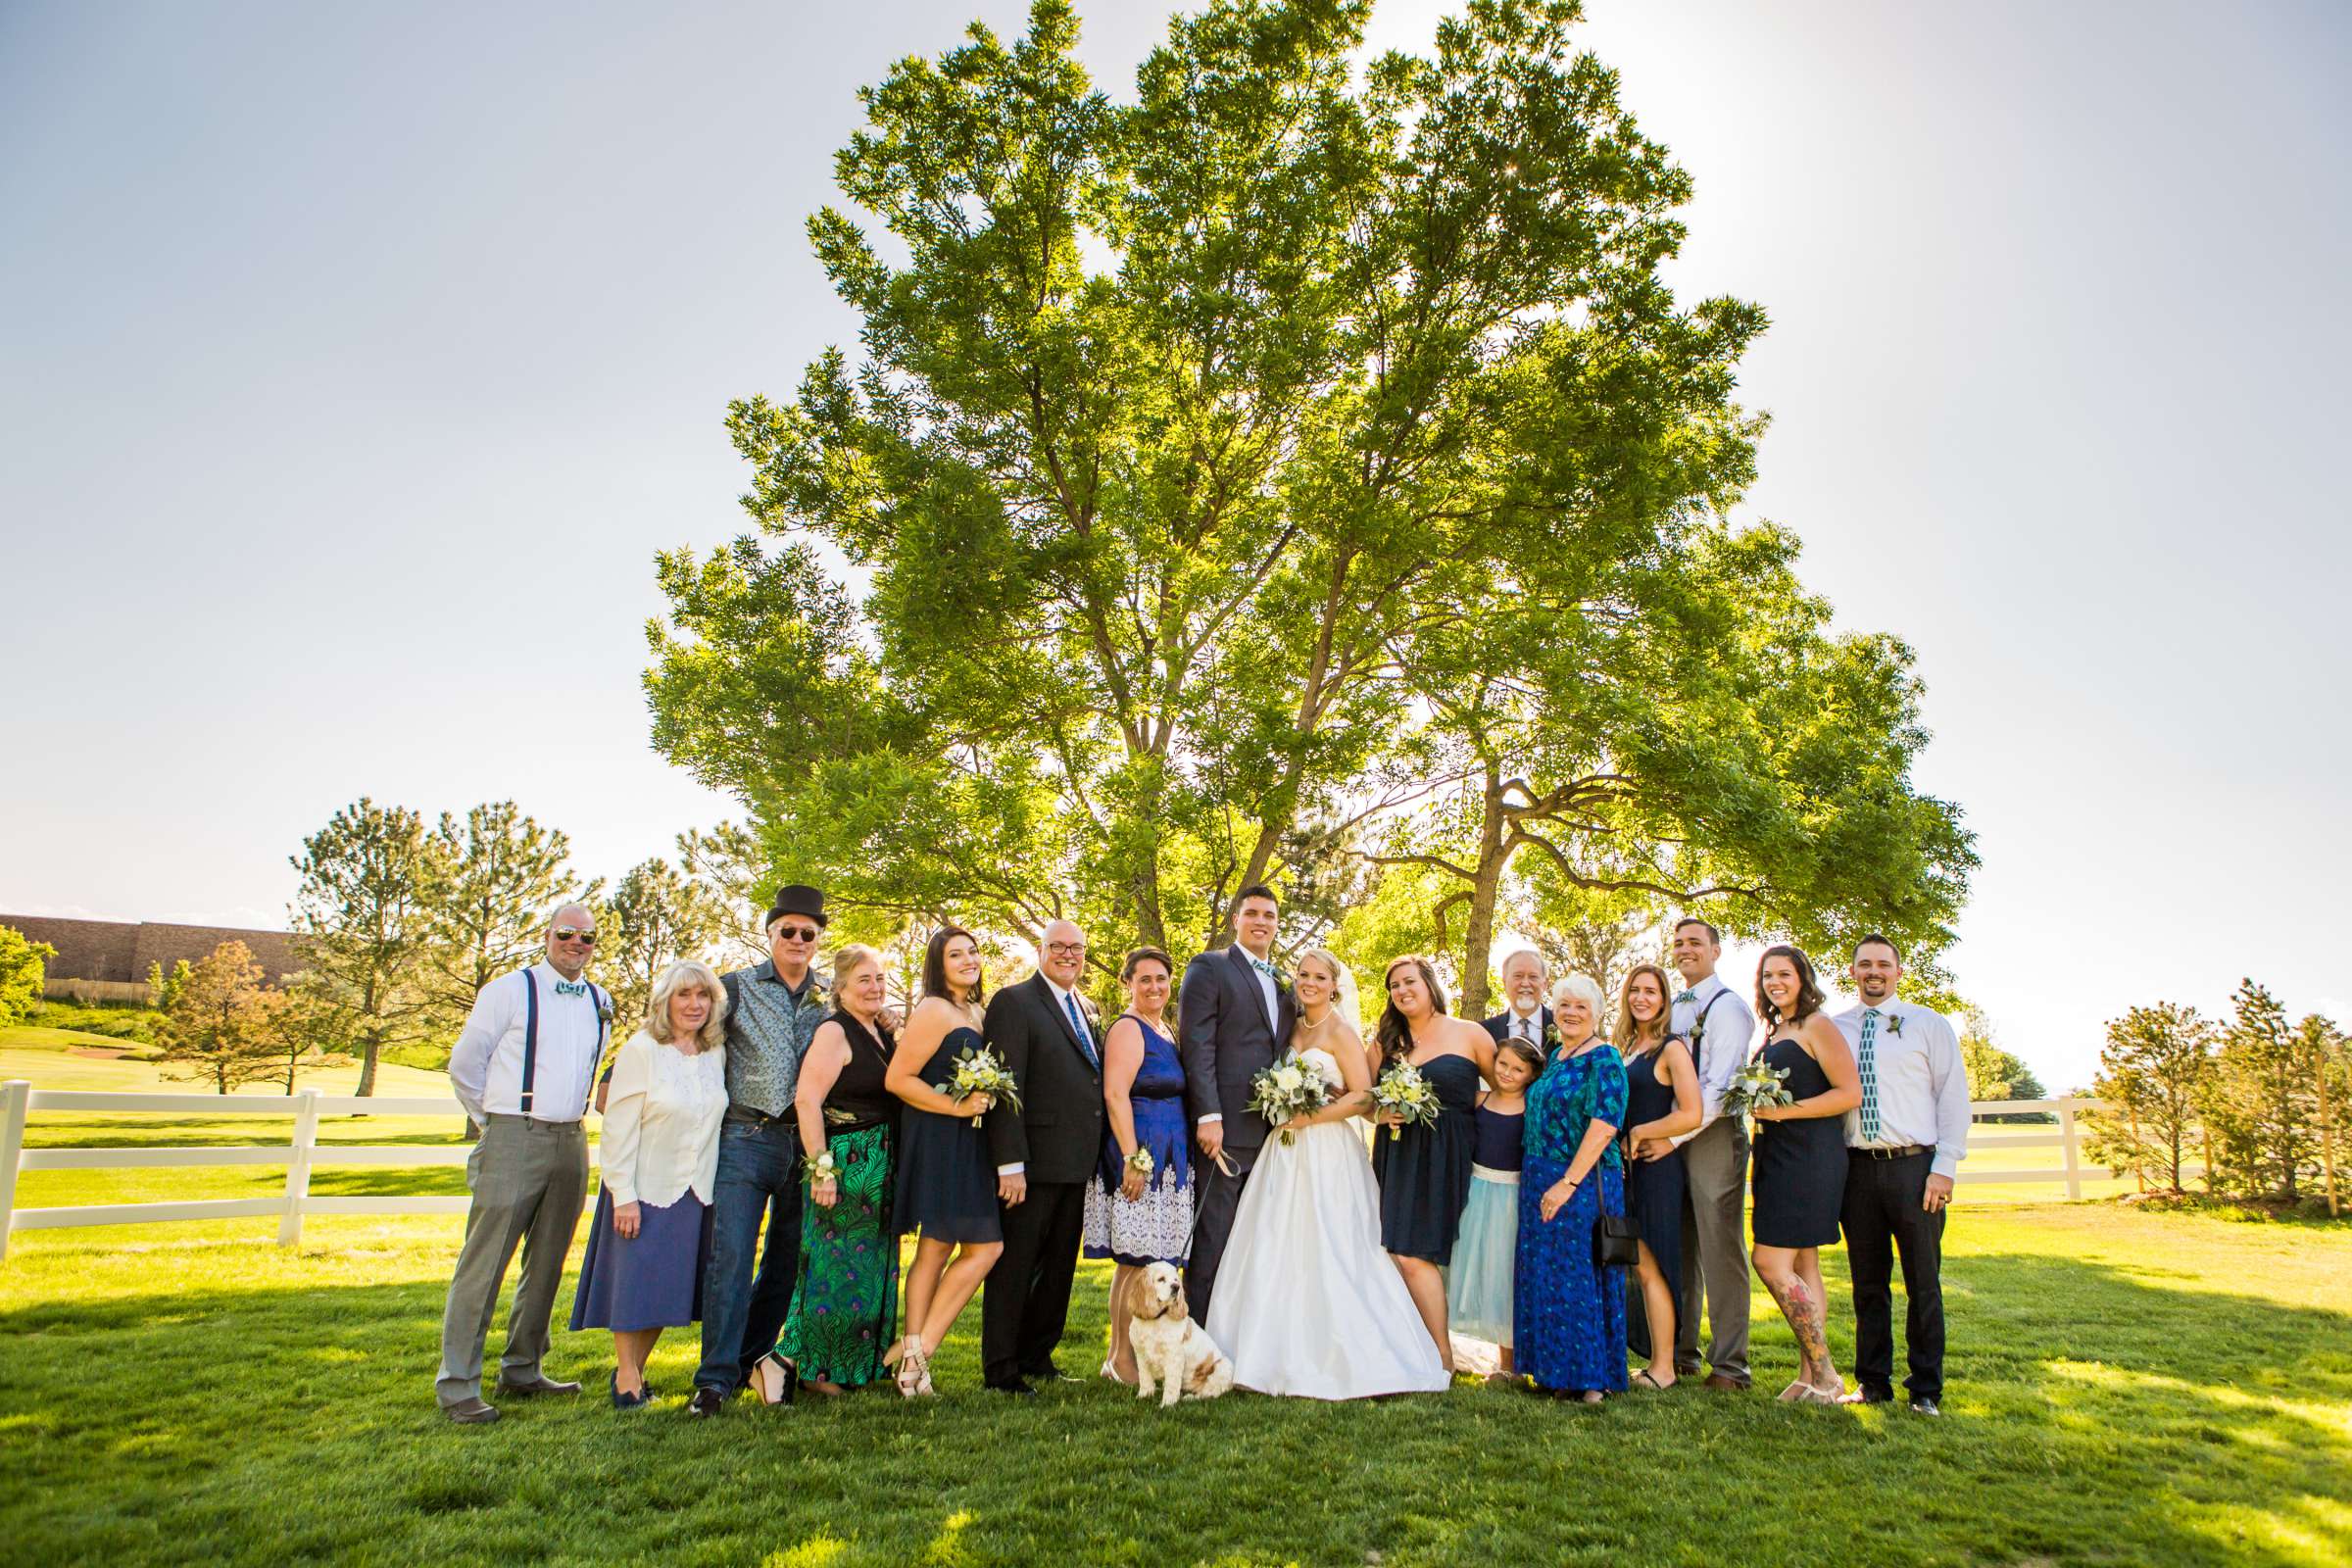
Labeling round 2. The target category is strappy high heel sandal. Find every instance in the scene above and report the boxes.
[895,1342,933,1398]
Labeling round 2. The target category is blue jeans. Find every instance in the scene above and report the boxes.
[696,1115,803,1394]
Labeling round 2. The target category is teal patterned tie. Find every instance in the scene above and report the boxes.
[1248,955,1278,982]
[1857,1008,1883,1143]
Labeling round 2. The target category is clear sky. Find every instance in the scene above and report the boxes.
[4,1,2347,1089]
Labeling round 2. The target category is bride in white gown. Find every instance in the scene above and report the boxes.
[1202,949,1451,1399]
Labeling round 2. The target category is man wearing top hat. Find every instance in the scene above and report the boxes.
[438,902,613,1422]
[687,884,833,1417]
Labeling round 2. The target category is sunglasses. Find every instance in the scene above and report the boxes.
[775,925,821,944]
[552,927,597,945]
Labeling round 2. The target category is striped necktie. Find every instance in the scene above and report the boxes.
[1857,1008,1883,1143]
[1064,991,1098,1069]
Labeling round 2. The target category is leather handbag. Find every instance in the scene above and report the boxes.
[1594,1212,1642,1269]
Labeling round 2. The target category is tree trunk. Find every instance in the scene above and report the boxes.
[356,1036,380,1099]
[2318,1054,2340,1217]
[1455,765,1510,1019]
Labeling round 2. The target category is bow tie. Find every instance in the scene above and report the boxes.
[1673,990,1696,1004]
[554,980,588,997]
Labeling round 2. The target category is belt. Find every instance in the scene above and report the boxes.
[724,1105,795,1130]
[1856,1143,1933,1160]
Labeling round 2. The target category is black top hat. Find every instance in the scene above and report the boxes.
[764,883,828,929]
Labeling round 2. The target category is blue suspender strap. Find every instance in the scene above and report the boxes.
[519,969,540,1114]
[584,985,610,1104]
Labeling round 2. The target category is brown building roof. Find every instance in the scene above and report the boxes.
[1,915,308,986]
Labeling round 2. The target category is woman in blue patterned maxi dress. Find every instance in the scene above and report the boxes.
[1514,973,1631,1400]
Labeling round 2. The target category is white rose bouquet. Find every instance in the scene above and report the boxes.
[1721,1056,1794,1124]
[1249,1052,1331,1145]
[1370,1059,1442,1141]
[949,1044,1021,1118]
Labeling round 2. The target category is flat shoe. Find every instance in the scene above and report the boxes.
[442,1396,500,1425]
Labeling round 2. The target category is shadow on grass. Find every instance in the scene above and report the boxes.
[0,1247,2346,1567]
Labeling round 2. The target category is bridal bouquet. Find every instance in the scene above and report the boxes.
[1370,1060,1441,1141]
[1721,1057,1794,1124]
[948,1044,1021,1117]
[1249,1053,1331,1145]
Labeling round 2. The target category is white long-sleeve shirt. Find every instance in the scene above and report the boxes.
[1671,971,1757,1132]
[598,1031,728,1208]
[1832,1000,1972,1180]
[448,961,610,1125]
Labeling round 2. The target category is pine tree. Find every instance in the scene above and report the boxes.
[156,942,278,1094]
[2202,979,2320,1201]
[2086,1003,2214,1194]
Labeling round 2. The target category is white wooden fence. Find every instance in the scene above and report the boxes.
[0,1081,2107,1261]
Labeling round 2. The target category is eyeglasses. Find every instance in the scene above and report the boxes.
[552,927,597,945]
[1045,942,1086,957]
[775,925,821,944]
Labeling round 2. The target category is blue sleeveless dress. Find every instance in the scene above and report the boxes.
[891,1024,1003,1244]
[1371,1053,1481,1263]
[1083,1015,1196,1266]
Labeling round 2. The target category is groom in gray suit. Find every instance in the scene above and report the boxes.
[1178,883,1297,1323]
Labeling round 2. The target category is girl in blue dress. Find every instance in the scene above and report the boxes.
[1446,1037,1542,1383]
[1084,947,1196,1383]
[1514,973,1631,1401]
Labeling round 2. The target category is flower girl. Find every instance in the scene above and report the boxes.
[1446,1038,1542,1383]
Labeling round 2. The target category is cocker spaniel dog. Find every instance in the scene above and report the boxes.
[1127,1261,1234,1407]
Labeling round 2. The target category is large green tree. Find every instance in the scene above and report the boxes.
[0,924,55,1028]
[289,798,435,1097]
[418,802,596,1039]
[648,0,1775,973]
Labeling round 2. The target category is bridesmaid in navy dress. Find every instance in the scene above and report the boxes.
[1515,973,1630,1401]
[1369,956,1494,1371]
[1613,962,1701,1390]
[1746,944,1862,1404]
[882,925,1004,1397]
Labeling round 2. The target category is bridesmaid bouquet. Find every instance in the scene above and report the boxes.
[1370,1060,1441,1141]
[1721,1057,1794,1124]
[1249,1053,1331,1145]
[949,1045,1022,1117]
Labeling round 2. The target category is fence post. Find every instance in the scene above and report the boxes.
[0,1081,28,1264]
[278,1088,320,1249]
[2059,1098,2082,1201]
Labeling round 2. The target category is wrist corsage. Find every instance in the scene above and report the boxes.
[805,1149,839,1189]
[1123,1147,1153,1177]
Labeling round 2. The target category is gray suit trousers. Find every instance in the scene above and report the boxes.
[1675,1116,1752,1382]
[436,1114,589,1407]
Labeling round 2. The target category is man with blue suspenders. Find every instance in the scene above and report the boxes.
[438,903,612,1423]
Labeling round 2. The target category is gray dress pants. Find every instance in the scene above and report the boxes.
[1675,1116,1752,1383]
[436,1114,589,1406]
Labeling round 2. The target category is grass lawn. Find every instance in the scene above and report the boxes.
[5,1029,2349,1566]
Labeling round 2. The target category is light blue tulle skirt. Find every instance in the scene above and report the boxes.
[1445,1165,1520,1348]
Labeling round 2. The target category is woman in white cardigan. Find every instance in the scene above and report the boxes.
[569,960,731,1409]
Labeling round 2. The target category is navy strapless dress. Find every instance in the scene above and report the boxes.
[1372,1053,1481,1264]
[1620,1045,1687,1357]
[1749,1035,1848,1250]
[892,1024,1004,1245]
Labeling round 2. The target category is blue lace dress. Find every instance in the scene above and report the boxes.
[1083,1015,1196,1266]
[1514,1043,1630,1393]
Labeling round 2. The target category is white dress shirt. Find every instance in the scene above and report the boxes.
[1200,946,1279,1128]
[1669,971,1757,1131]
[448,961,609,1125]
[598,1031,729,1208]
[999,976,1091,1177]
[1832,999,1971,1180]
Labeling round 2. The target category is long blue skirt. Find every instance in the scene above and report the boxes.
[1514,1155,1628,1394]
[569,1189,712,1333]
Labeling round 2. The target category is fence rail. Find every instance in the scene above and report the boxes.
[0,1082,2113,1262]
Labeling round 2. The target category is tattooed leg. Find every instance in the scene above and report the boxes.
[1782,1275,1835,1386]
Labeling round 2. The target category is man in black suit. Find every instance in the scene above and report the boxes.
[980,918,1104,1395]
[1482,948,1558,1055]
[1178,884,1297,1324]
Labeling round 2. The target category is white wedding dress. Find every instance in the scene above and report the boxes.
[1202,1046,1451,1399]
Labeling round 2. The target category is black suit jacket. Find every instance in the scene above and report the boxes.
[982,973,1105,1185]
[1482,1008,1559,1054]
[1177,944,1298,1153]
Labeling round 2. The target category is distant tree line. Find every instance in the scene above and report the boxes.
[2087,981,2347,1212]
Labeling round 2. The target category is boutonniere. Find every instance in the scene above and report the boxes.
[597,998,615,1024]
[1886,1014,1905,1038]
